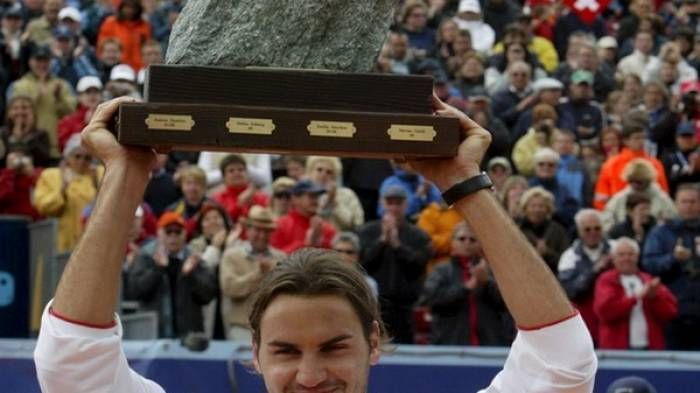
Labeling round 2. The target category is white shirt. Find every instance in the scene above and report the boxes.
[616,51,656,79]
[620,274,649,349]
[35,302,596,392]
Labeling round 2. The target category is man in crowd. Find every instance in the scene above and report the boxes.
[595,237,678,350]
[662,121,700,196]
[558,69,604,141]
[126,211,218,338]
[558,209,613,343]
[643,184,700,349]
[219,206,285,341]
[57,75,102,152]
[34,96,596,392]
[270,179,336,253]
[8,44,76,160]
[359,185,432,343]
[332,231,378,298]
[213,153,269,224]
[378,160,441,221]
[491,60,535,130]
[420,223,513,346]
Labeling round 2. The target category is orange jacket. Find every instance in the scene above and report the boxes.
[417,202,464,272]
[97,16,152,71]
[594,149,669,210]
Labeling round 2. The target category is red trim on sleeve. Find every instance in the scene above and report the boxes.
[49,307,117,329]
[517,310,580,331]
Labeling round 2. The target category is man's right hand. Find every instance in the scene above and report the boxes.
[80,97,156,179]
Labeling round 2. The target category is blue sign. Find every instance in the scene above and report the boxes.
[0,272,15,307]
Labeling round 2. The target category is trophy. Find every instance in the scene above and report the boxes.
[113,1,461,158]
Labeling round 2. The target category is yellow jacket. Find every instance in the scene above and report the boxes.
[33,167,103,252]
[512,128,554,177]
[492,36,559,73]
[11,73,77,159]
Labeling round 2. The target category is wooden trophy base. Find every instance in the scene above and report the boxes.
[114,65,461,158]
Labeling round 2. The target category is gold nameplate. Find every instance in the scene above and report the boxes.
[307,121,356,138]
[387,125,437,142]
[145,114,194,131]
[226,118,275,135]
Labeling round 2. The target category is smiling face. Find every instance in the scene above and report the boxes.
[201,209,226,239]
[612,241,639,275]
[253,294,380,393]
[223,162,248,187]
[8,98,35,132]
[524,195,550,224]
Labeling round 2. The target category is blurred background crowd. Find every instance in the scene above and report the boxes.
[0,0,699,352]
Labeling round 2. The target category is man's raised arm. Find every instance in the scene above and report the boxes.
[50,97,156,325]
[35,98,164,393]
[410,96,596,392]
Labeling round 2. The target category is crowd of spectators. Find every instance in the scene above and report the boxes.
[0,0,699,352]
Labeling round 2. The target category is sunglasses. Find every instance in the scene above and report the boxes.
[334,248,357,255]
[583,226,602,233]
[456,236,478,243]
[274,192,291,199]
[165,228,183,235]
[537,162,557,168]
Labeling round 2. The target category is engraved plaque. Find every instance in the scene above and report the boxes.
[226,117,275,135]
[387,124,436,142]
[145,114,195,131]
[307,121,357,138]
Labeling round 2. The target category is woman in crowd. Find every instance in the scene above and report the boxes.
[188,202,236,340]
[33,134,102,252]
[454,53,486,97]
[517,186,570,272]
[0,95,51,168]
[306,156,364,231]
[512,103,559,176]
[501,175,529,219]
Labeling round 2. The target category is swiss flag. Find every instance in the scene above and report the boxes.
[564,0,610,25]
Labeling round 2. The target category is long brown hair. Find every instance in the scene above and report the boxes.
[4,95,36,131]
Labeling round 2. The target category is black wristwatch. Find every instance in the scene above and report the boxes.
[441,173,493,206]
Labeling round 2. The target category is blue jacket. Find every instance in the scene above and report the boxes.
[528,176,580,227]
[557,154,591,207]
[642,218,700,319]
[378,169,442,219]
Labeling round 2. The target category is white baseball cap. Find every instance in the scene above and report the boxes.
[110,64,136,82]
[76,76,103,93]
[58,7,81,22]
[459,0,481,13]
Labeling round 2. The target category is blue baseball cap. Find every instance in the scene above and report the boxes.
[291,180,326,195]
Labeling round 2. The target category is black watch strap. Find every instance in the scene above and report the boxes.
[441,173,493,206]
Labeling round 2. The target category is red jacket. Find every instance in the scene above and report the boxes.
[58,105,90,153]
[0,168,42,220]
[594,269,678,350]
[270,209,336,254]
[213,184,269,224]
